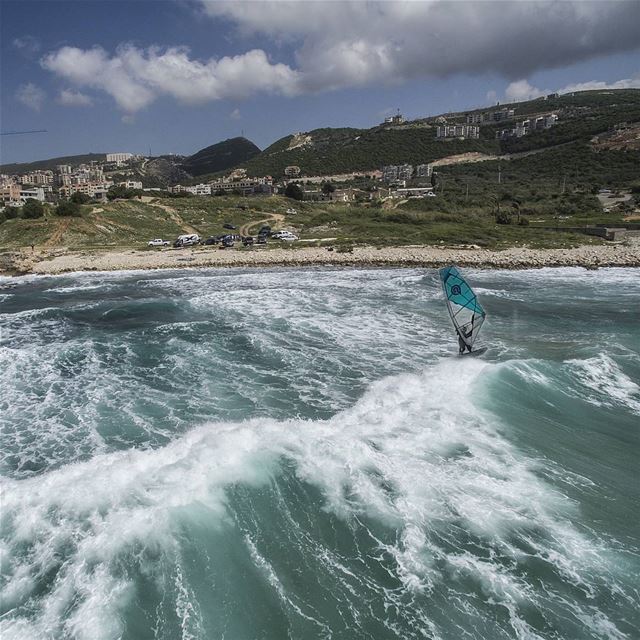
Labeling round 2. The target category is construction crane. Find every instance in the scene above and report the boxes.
[0,129,48,136]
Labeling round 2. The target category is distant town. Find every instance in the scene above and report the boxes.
[0,100,562,209]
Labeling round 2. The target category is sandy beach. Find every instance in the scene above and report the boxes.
[1,241,639,276]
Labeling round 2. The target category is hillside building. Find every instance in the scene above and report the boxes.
[436,124,480,139]
[415,164,433,178]
[284,166,301,177]
[106,153,133,164]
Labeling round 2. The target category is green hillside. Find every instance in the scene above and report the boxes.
[0,153,107,174]
[238,127,499,177]
[228,89,640,178]
[181,137,261,176]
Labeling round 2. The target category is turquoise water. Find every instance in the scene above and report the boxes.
[1,266,638,640]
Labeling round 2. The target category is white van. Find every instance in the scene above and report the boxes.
[174,234,200,247]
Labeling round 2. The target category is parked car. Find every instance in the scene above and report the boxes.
[148,239,169,247]
[203,237,218,245]
[242,236,254,246]
[173,234,200,247]
[221,236,235,248]
[286,208,297,215]
[426,192,437,197]
[223,223,237,230]
[256,235,268,245]
[258,225,271,236]
[272,231,299,241]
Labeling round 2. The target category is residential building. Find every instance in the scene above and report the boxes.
[397,164,414,180]
[436,124,480,139]
[106,153,133,164]
[57,164,72,174]
[184,184,212,196]
[492,108,515,122]
[284,165,301,177]
[415,164,433,178]
[382,165,399,182]
[119,180,143,190]
[0,183,21,205]
[19,187,46,203]
[59,182,113,199]
[466,113,486,124]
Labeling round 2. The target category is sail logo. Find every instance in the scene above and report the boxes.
[451,285,462,295]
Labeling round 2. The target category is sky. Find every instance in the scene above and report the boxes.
[1,0,639,165]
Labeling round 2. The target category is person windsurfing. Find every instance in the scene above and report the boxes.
[440,266,486,356]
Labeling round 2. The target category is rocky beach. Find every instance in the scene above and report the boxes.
[1,241,640,276]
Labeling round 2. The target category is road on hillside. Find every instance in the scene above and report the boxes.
[240,213,285,237]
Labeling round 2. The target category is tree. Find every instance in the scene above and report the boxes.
[321,181,336,195]
[21,198,45,219]
[70,191,91,204]
[284,182,304,201]
[56,200,82,217]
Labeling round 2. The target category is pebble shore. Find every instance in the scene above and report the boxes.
[2,242,640,276]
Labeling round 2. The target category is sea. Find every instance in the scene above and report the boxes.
[0,266,638,640]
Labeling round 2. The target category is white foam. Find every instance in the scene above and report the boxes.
[566,354,640,416]
[1,358,627,639]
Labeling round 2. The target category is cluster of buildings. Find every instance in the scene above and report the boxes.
[495,114,558,139]
[382,163,433,182]
[169,170,274,197]
[0,153,141,207]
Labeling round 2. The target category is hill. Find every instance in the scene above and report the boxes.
[0,153,107,174]
[181,137,260,176]
[223,89,640,178]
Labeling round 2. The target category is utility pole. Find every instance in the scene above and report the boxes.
[465,179,470,201]
[561,175,566,194]
[498,163,502,185]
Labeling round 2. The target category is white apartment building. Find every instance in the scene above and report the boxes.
[284,166,301,177]
[436,124,480,139]
[20,187,46,203]
[106,153,133,164]
[59,182,114,199]
[119,180,143,190]
[185,184,212,196]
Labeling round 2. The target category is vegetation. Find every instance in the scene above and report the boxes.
[181,137,261,177]
[284,183,304,200]
[55,201,82,217]
[21,199,45,219]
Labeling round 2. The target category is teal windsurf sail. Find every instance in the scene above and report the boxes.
[439,266,486,350]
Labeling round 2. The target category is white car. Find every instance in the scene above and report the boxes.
[272,231,299,241]
[426,192,437,197]
[148,239,170,247]
[286,208,298,215]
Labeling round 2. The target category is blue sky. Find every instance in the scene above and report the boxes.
[1,0,639,165]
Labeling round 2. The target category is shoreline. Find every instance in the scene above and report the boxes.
[1,242,640,276]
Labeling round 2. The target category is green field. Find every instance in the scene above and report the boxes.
[1,191,628,252]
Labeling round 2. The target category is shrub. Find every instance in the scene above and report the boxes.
[21,198,45,219]
[284,183,304,201]
[518,216,530,226]
[70,192,91,204]
[56,200,82,217]
[495,210,512,225]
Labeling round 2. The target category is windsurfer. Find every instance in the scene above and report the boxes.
[457,331,471,354]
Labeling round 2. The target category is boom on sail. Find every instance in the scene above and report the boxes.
[439,266,486,353]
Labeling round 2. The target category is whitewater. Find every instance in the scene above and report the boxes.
[0,266,638,640]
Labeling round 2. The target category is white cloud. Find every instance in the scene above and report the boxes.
[16,83,45,112]
[200,0,640,93]
[13,35,40,57]
[505,80,548,102]
[230,108,241,120]
[559,74,640,94]
[502,73,640,103]
[39,2,640,112]
[57,89,93,107]
[41,45,300,113]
